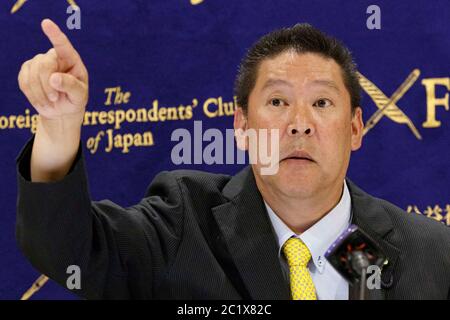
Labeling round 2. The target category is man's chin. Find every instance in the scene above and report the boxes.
[272,170,319,195]
[276,184,318,199]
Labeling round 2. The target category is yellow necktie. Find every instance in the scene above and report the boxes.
[282,237,317,300]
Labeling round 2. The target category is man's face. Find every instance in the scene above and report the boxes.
[234,51,363,200]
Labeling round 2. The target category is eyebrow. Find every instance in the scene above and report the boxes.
[261,79,293,91]
[260,78,340,93]
[311,79,341,93]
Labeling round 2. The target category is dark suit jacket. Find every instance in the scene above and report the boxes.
[16,136,450,300]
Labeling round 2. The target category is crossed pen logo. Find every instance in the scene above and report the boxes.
[359,69,422,140]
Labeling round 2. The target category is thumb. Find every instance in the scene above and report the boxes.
[49,72,87,106]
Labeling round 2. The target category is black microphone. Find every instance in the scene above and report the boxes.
[325,224,388,300]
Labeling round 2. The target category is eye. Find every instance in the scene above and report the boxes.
[313,98,333,108]
[268,98,287,107]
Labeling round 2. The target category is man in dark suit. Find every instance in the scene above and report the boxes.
[16,20,450,300]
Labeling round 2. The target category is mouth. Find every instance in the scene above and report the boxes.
[281,150,315,163]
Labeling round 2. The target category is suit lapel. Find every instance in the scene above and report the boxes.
[346,179,401,300]
[211,168,400,300]
[212,167,290,300]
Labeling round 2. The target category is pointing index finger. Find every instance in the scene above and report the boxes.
[41,19,80,71]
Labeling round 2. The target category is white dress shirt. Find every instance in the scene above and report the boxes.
[264,180,352,300]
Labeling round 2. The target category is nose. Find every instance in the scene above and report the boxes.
[286,106,315,137]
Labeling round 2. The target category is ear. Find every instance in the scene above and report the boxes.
[234,107,248,151]
[351,107,364,151]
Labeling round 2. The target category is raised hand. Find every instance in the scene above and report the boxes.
[18,19,88,123]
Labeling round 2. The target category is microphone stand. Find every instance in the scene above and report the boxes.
[351,251,369,300]
[359,267,367,300]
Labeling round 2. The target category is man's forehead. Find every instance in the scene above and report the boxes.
[256,52,345,90]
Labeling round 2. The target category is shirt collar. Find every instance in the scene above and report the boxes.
[265,180,352,274]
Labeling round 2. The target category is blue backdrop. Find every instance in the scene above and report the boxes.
[0,0,449,299]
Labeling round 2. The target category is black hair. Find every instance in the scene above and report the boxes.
[234,23,361,115]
